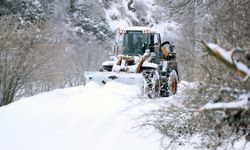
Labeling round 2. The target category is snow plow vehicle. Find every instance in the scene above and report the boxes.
[84,27,179,98]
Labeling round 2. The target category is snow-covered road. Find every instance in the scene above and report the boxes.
[1,81,249,150]
[0,81,162,150]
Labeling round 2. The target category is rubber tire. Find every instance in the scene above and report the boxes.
[148,70,161,98]
[143,69,161,98]
[167,70,178,96]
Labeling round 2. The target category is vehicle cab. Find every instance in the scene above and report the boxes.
[116,27,162,63]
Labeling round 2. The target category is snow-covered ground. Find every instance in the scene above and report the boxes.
[0,81,163,150]
[0,81,249,150]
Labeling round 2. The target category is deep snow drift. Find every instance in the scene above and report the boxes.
[0,81,162,150]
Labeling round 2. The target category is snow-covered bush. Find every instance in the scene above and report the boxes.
[197,42,250,147]
[138,42,249,149]
[137,82,216,148]
[0,16,60,106]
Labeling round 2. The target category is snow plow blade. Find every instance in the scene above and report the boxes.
[84,71,144,88]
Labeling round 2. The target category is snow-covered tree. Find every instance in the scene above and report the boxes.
[67,0,113,40]
[0,0,46,23]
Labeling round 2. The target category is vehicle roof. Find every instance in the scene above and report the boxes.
[119,26,158,33]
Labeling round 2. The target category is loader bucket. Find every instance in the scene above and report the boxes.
[84,71,144,89]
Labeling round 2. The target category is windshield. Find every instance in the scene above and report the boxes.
[122,31,150,55]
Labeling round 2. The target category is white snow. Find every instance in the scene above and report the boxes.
[207,43,233,63]
[206,43,250,80]
[85,71,144,88]
[200,92,250,111]
[153,21,180,39]
[0,81,249,150]
[0,81,162,150]
[104,0,179,39]
[201,98,249,110]
[234,60,250,80]
[104,2,132,30]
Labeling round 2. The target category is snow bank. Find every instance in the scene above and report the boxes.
[0,81,162,150]
[1,81,248,150]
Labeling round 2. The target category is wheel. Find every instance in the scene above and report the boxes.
[142,69,161,98]
[167,70,178,96]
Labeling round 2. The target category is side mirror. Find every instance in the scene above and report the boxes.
[169,44,175,52]
[109,43,119,56]
[108,48,114,56]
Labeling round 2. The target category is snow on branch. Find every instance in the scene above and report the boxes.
[199,92,250,112]
[201,41,250,81]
